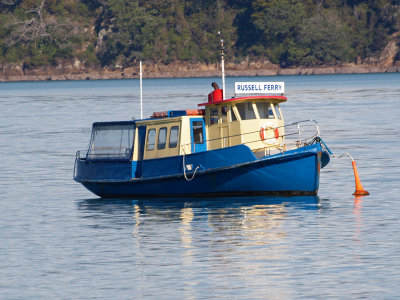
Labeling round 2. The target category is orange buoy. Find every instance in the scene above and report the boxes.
[274,127,280,139]
[260,124,279,143]
[351,160,369,196]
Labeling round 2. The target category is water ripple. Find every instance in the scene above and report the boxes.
[1,73,400,299]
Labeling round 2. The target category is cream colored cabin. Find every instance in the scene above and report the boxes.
[203,96,286,156]
[132,115,203,161]
[131,95,287,161]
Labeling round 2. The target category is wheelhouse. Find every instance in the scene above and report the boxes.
[199,95,287,156]
[87,121,136,160]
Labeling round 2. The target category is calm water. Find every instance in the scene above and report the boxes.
[1,73,400,299]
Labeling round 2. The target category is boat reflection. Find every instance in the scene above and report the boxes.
[76,195,324,294]
[77,195,320,210]
[76,195,322,224]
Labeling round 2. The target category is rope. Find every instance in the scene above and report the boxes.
[182,147,200,181]
[332,152,354,161]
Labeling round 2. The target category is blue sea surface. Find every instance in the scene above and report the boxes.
[1,73,400,299]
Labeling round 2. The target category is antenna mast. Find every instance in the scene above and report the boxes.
[140,61,143,119]
[219,31,226,100]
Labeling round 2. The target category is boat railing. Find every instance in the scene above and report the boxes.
[75,120,321,165]
[184,119,321,154]
[274,119,321,149]
[75,150,132,160]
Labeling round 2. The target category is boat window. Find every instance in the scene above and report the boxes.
[192,121,204,144]
[221,106,228,123]
[146,128,156,151]
[157,127,167,150]
[210,108,219,125]
[231,106,238,122]
[88,123,135,159]
[256,102,274,119]
[274,104,282,120]
[236,102,256,120]
[169,126,179,148]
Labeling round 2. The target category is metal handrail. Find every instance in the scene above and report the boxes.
[182,119,320,151]
[75,150,133,160]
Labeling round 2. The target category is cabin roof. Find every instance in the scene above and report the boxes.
[93,120,136,127]
[198,95,287,107]
[151,109,204,119]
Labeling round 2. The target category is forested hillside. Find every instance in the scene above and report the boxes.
[0,0,399,73]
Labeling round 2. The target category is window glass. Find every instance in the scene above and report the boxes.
[231,106,238,121]
[169,126,179,148]
[192,121,204,144]
[157,127,167,149]
[146,128,156,151]
[274,104,282,120]
[210,108,218,125]
[236,103,245,120]
[256,102,274,119]
[221,106,227,123]
[236,102,256,120]
[88,123,135,159]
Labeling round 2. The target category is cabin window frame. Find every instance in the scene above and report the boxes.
[192,120,205,144]
[146,128,156,151]
[157,127,167,150]
[256,102,275,119]
[221,105,228,123]
[227,105,234,122]
[87,122,135,160]
[273,103,283,120]
[169,126,180,148]
[231,104,240,121]
[236,102,257,120]
[209,107,219,125]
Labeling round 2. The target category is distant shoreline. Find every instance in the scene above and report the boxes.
[1,62,399,82]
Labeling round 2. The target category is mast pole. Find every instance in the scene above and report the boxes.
[140,61,143,119]
[219,32,225,100]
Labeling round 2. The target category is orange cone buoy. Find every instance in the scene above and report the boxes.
[351,160,369,196]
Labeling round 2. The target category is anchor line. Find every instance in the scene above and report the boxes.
[331,152,354,161]
[304,136,369,196]
[181,147,200,181]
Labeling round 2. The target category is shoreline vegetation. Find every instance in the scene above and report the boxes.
[1,1,399,83]
[1,61,399,82]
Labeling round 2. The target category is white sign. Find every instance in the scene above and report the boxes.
[234,82,285,94]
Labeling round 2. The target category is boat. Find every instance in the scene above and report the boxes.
[74,80,331,198]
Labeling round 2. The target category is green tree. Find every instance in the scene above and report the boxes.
[249,0,306,66]
[0,0,97,67]
[96,0,162,66]
[1,0,398,70]
[298,13,354,66]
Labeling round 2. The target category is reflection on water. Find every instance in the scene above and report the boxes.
[75,196,326,298]
[3,73,400,299]
[76,195,321,218]
[76,196,322,247]
[76,196,324,246]
[78,195,320,208]
[77,196,322,256]
[352,195,365,243]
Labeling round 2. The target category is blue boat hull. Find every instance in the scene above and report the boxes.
[75,143,324,198]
